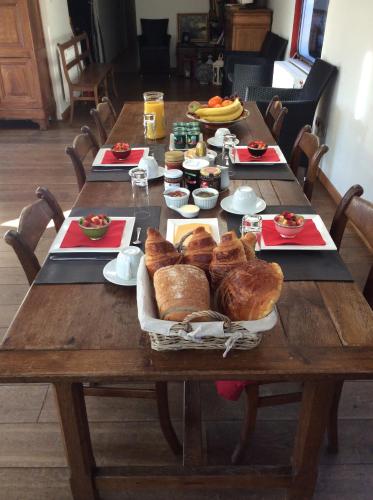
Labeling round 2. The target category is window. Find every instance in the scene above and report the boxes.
[298,0,329,62]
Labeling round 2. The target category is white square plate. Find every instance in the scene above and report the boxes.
[49,216,135,253]
[260,214,337,251]
[233,145,287,165]
[92,147,149,168]
[166,218,220,246]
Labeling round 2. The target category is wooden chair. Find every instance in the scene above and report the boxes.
[57,33,118,124]
[90,96,118,145]
[327,184,373,453]
[65,126,99,191]
[289,125,329,201]
[264,95,288,143]
[3,187,182,456]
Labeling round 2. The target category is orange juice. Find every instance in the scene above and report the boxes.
[143,92,166,139]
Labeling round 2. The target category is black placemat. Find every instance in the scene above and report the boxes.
[34,206,161,285]
[87,144,165,182]
[225,205,352,282]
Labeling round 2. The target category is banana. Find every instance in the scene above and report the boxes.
[195,98,242,118]
[202,104,244,123]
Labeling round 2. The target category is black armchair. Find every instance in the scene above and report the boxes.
[232,63,274,98]
[222,32,288,96]
[138,18,171,75]
[243,58,338,159]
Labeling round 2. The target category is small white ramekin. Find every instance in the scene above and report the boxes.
[192,188,219,210]
[163,187,190,209]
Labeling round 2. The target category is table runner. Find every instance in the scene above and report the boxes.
[225,206,353,282]
[34,206,161,285]
[87,144,165,182]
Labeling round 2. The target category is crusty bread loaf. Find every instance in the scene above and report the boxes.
[209,231,247,287]
[217,259,283,320]
[240,232,257,261]
[145,228,181,278]
[183,226,216,272]
[153,264,210,321]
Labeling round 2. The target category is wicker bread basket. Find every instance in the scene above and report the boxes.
[136,256,278,357]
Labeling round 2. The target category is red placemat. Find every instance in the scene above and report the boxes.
[101,149,145,165]
[60,220,126,248]
[236,147,281,163]
[262,219,326,246]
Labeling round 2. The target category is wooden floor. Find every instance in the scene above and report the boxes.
[0,74,372,499]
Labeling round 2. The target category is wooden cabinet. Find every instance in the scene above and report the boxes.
[0,0,55,129]
[225,7,272,52]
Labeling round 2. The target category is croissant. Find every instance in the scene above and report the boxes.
[183,226,217,272]
[154,264,210,321]
[209,231,247,287]
[217,259,283,320]
[241,232,257,261]
[145,228,181,278]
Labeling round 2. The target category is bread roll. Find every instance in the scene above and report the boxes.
[153,264,210,321]
[217,259,283,320]
[145,228,181,278]
[183,226,216,272]
[241,232,257,261]
[209,231,247,287]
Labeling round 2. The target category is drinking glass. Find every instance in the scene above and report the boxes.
[240,214,262,252]
[143,112,156,144]
[129,168,150,220]
[222,133,237,177]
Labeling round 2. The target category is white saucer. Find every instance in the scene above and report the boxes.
[220,195,267,215]
[103,258,137,286]
[207,137,240,149]
[128,166,165,180]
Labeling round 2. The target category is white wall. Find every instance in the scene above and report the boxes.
[39,0,73,119]
[135,0,210,67]
[266,0,295,58]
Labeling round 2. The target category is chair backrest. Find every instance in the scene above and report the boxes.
[260,32,288,60]
[4,188,64,285]
[233,63,274,101]
[264,96,288,142]
[90,97,117,145]
[65,126,99,191]
[330,185,373,308]
[57,32,93,87]
[289,125,329,201]
[302,58,338,101]
[140,18,169,45]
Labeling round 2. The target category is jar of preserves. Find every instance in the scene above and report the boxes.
[164,168,183,190]
[200,166,221,190]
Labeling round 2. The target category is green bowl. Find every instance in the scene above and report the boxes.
[78,217,111,240]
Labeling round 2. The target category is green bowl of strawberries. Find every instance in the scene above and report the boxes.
[79,214,111,240]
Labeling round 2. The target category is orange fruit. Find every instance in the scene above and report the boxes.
[222,99,233,107]
[213,103,222,108]
[208,96,223,107]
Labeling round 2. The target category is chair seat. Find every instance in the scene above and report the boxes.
[71,64,112,88]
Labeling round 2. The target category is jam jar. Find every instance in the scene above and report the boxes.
[200,166,221,190]
[164,169,183,190]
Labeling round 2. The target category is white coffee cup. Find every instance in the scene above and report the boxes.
[138,155,158,178]
[214,127,230,145]
[116,246,143,281]
[232,186,258,213]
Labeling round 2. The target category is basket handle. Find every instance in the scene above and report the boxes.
[180,310,233,331]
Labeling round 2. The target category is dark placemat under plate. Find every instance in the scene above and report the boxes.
[34,206,161,285]
[225,205,352,282]
[230,163,296,181]
[87,144,165,182]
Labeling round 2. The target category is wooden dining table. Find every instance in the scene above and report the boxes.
[1,102,373,500]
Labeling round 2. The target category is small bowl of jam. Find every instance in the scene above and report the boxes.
[163,188,190,209]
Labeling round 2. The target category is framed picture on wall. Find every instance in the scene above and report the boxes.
[177,13,209,43]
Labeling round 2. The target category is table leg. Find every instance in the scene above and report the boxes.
[287,380,335,500]
[54,382,98,500]
[183,381,203,466]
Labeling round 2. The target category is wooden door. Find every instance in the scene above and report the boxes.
[0,0,42,110]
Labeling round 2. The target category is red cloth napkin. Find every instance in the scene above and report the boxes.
[101,149,145,165]
[60,220,126,248]
[215,381,254,401]
[262,219,326,246]
[236,147,280,163]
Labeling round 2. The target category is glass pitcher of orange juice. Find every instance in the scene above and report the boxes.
[143,91,166,140]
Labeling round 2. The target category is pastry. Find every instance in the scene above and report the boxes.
[241,232,257,261]
[145,228,181,278]
[209,231,247,287]
[174,222,212,246]
[153,264,210,321]
[217,259,283,320]
[183,226,216,272]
